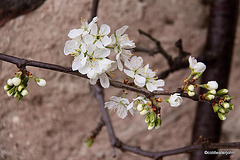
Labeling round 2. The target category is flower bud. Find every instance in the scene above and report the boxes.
[21,89,29,96]
[147,122,155,130]
[222,102,230,109]
[187,85,194,92]
[187,91,195,97]
[218,107,226,114]
[223,95,234,101]
[36,78,46,87]
[145,115,150,123]
[229,103,234,110]
[140,109,148,116]
[4,85,10,91]
[13,92,18,98]
[7,78,13,86]
[206,81,218,90]
[12,77,21,86]
[213,104,219,113]
[208,90,216,95]
[217,89,228,96]
[7,91,13,96]
[137,104,143,111]
[149,112,155,123]
[17,84,25,92]
[218,112,226,120]
[205,94,215,101]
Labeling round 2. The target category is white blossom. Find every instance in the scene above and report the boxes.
[110,25,135,71]
[124,56,146,87]
[139,64,165,92]
[168,93,183,107]
[188,56,206,73]
[206,81,218,90]
[83,23,111,48]
[104,96,131,119]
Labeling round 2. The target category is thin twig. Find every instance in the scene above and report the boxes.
[0,53,201,101]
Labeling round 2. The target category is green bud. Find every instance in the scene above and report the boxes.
[4,85,11,91]
[17,94,23,101]
[137,104,143,111]
[23,76,29,84]
[17,84,25,92]
[140,109,148,116]
[223,95,234,101]
[213,104,219,113]
[217,89,228,96]
[205,94,215,101]
[149,112,155,123]
[222,102,230,109]
[188,91,195,97]
[188,85,194,91]
[13,92,18,98]
[7,91,13,96]
[218,112,226,120]
[229,103,234,110]
[147,122,155,130]
[7,78,13,86]
[21,89,28,96]
[145,115,150,123]
[218,107,226,114]
[208,90,216,95]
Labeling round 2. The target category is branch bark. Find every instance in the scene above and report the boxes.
[191,0,239,159]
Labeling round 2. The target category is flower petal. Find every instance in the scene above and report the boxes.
[124,69,134,78]
[68,29,83,39]
[100,24,110,35]
[116,25,128,37]
[100,73,110,88]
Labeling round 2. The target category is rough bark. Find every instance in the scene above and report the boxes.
[191,0,239,160]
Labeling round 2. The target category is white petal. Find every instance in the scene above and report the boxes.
[72,56,82,71]
[155,79,165,87]
[116,25,128,37]
[124,69,134,78]
[68,29,83,39]
[83,34,95,44]
[117,106,128,119]
[116,54,123,71]
[94,48,110,58]
[101,36,112,46]
[134,75,146,87]
[90,78,98,85]
[90,23,98,35]
[194,62,206,73]
[100,73,110,88]
[127,102,134,110]
[146,82,157,92]
[78,61,91,74]
[95,40,104,48]
[100,24,110,35]
[64,40,79,55]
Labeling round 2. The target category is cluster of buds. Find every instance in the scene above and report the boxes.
[136,98,162,130]
[144,111,162,130]
[3,71,46,101]
[210,89,234,120]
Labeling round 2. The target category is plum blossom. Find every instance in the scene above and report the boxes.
[83,23,111,48]
[124,56,146,87]
[111,25,135,71]
[104,96,132,119]
[139,64,165,92]
[168,93,183,107]
[76,44,116,88]
[188,56,206,73]
[68,17,98,39]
